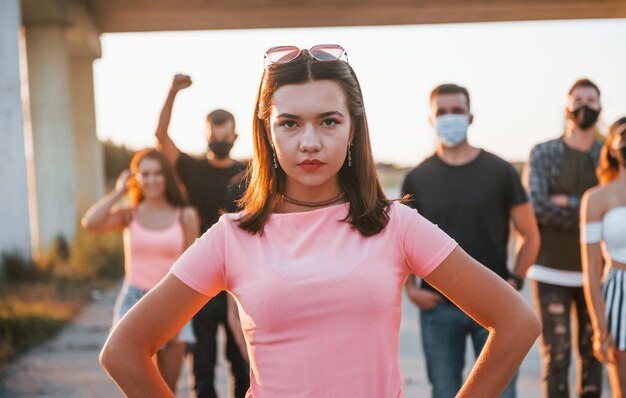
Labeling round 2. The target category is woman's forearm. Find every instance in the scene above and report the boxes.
[458,310,539,397]
[100,339,173,397]
[81,189,125,230]
[583,246,608,336]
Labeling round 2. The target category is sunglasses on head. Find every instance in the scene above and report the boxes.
[264,44,348,66]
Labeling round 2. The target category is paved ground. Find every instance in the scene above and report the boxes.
[0,284,611,397]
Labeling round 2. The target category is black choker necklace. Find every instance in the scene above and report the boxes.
[282,192,346,208]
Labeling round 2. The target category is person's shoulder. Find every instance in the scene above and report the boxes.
[405,154,439,177]
[592,138,604,152]
[219,211,246,226]
[531,137,562,153]
[227,160,248,173]
[178,151,198,162]
[178,152,206,167]
[584,183,612,206]
[583,184,612,219]
[388,201,417,220]
[181,206,199,223]
[480,150,507,164]
[480,151,519,172]
[235,159,249,169]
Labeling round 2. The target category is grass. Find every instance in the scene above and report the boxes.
[0,279,117,370]
[0,229,123,370]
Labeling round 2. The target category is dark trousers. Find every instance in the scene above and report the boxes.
[191,291,250,398]
[532,281,602,398]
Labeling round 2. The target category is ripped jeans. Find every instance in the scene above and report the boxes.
[532,281,603,398]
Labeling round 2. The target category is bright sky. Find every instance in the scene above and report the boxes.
[93,19,626,167]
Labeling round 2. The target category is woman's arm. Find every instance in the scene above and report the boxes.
[100,275,209,397]
[580,189,612,362]
[424,246,541,397]
[81,170,132,232]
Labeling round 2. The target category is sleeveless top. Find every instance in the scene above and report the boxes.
[583,207,626,264]
[123,208,185,290]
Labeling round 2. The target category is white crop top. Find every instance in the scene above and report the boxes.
[581,207,626,263]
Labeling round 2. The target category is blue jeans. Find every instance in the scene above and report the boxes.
[420,302,517,398]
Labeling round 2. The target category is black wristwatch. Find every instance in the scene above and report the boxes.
[509,274,525,291]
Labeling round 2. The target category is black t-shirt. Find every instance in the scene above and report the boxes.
[401,150,528,294]
[224,171,249,214]
[176,153,247,233]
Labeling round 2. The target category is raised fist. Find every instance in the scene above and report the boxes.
[171,74,192,92]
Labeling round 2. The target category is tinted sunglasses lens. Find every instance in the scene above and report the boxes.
[310,44,344,61]
[266,46,300,64]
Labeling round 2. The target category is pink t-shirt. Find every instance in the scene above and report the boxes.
[171,201,456,398]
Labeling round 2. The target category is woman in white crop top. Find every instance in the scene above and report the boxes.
[581,117,626,397]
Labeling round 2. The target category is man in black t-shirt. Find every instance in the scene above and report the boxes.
[155,74,249,398]
[402,84,540,398]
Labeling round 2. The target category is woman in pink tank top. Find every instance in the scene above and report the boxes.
[100,46,540,397]
[82,149,199,393]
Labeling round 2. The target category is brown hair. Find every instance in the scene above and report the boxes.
[597,117,626,185]
[568,78,601,98]
[430,84,471,110]
[238,50,390,236]
[206,109,235,128]
[128,149,186,207]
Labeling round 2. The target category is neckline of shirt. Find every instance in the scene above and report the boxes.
[270,201,350,217]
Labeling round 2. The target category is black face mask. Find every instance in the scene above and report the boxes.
[208,142,233,159]
[567,105,601,130]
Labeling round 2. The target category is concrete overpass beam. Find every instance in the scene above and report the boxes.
[0,0,32,259]
[24,22,77,252]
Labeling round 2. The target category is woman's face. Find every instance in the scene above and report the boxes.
[135,157,166,200]
[269,80,352,198]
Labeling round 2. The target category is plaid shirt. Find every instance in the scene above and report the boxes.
[526,137,602,230]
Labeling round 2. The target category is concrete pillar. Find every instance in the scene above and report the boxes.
[25,24,77,252]
[0,0,32,259]
[69,59,104,212]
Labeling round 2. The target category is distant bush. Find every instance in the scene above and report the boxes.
[1,252,40,282]
[2,229,123,284]
[68,228,124,281]
[0,228,123,367]
[0,295,73,364]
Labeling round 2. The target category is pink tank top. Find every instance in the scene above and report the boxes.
[123,208,185,290]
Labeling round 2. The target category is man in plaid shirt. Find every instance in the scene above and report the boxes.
[525,78,603,398]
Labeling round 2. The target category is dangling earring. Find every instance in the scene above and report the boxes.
[348,142,352,167]
[272,148,278,169]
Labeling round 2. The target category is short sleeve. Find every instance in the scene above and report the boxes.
[504,162,528,207]
[393,203,458,278]
[175,152,197,184]
[170,216,228,297]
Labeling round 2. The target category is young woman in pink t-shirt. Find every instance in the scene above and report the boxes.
[82,149,199,393]
[100,46,540,397]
